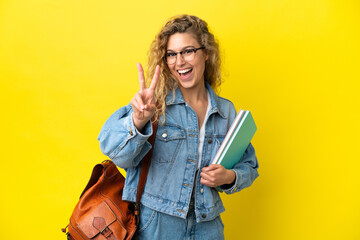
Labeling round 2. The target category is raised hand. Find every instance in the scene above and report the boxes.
[131,63,160,131]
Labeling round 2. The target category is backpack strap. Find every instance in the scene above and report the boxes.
[134,120,158,217]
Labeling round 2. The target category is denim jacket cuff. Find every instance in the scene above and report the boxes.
[128,113,153,142]
[107,113,153,167]
[218,170,239,194]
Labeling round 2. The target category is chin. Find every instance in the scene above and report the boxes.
[176,79,196,89]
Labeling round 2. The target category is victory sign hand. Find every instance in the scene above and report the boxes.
[131,63,160,131]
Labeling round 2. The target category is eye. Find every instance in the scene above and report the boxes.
[182,49,194,55]
[166,52,177,57]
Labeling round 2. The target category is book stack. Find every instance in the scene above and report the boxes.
[211,110,257,169]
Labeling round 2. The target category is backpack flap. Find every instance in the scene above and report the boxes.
[77,201,125,239]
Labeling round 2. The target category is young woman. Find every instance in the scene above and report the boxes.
[98,15,259,240]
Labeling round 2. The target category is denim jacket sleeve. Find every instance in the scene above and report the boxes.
[97,103,153,169]
[218,142,259,194]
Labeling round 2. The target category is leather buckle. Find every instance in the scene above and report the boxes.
[100,226,113,238]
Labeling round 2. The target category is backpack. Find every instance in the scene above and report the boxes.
[62,123,157,239]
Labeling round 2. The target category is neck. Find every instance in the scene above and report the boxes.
[179,82,207,104]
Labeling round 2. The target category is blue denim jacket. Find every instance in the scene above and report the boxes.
[98,83,259,223]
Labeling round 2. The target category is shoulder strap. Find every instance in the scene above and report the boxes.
[135,121,158,214]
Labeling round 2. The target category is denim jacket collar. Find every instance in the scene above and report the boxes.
[165,82,227,119]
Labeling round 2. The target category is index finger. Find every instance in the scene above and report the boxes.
[149,65,160,91]
[137,63,146,92]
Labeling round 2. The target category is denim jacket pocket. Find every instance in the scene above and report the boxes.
[152,124,186,163]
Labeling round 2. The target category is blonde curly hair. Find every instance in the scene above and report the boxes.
[146,15,222,123]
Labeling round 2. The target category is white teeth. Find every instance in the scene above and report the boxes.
[177,69,192,74]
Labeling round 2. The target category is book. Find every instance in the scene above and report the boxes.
[211,110,257,169]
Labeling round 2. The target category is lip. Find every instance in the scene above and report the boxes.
[176,68,192,74]
[177,68,193,81]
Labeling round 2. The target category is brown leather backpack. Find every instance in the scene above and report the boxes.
[62,123,157,240]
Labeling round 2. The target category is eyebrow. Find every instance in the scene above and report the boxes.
[167,45,197,52]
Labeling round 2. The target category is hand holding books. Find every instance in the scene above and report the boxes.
[200,110,257,189]
[200,164,236,188]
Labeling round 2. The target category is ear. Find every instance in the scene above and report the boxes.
[204,50,209,61]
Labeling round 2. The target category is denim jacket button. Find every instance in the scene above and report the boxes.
[202,214,207,218]
[200,188,204,194]
[207,139,212,144]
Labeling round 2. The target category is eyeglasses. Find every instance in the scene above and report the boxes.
[165,47,205,65]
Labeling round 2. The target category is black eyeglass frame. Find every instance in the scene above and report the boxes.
[164,46,206,64]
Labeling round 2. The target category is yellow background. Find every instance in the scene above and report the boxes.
[1,0,359,239]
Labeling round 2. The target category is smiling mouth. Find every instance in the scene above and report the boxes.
[177,68,193,76]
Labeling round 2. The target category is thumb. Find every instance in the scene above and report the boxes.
[203,164,220,172]
[209,164,223,170]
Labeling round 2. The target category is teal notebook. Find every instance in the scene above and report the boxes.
[211,110,257,169]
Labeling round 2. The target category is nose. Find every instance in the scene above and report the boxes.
[175,53,186,66]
